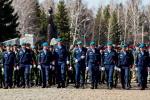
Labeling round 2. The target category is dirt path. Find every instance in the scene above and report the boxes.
[0,86,150,100]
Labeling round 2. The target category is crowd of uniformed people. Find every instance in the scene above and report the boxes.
[0,38,150,90]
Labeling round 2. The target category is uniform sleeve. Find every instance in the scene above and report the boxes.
[32,51,37,65]
[65,47,69,61]
[148,53,150,67]
[130,52,134,66]
[101,52,104,67]
[114,51,118,66]
[135,53,138,66]
[73,49,76,61]
[146,52,150,67]
[2,52,5,65]
[117,53,120,67]
[13,52,17,66]
[86,50,89,67]
[17,51,21,64]
[38,52,41,65]
[97,50,101,65]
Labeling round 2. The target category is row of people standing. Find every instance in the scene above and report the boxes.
[0,38,149,90]
[0,38,69,89]
[73,41,149,90]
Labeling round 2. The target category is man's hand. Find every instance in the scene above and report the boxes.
[69,66,72,70]
[66,61,69,65]
[86,67,88,72]
[81,56,85,59]
[101,67,105,71]
[75,59,78,63]
[49,65,52,69]
[38,65,41,70]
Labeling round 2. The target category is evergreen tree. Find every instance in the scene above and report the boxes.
[55,1,70,46]
[100,5,111,44]
[0,0,19,42]
[94,7,108,45]
[110,11,122,44]
[34,4,48,45]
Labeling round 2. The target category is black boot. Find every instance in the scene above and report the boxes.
[81,84,85,89]
[95,83,98,89]
[90,84,94,89]
[62,82,65,88]
[108,83,112,90]
[125,84,130,90]
[57,83,61,88]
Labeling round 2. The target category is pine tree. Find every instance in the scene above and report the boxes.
[55,1,70,46]
[110,11,122,44]
[100,5,111,44]
[35,7,48,45]
[0,0,19,42]
[94,7,107,45]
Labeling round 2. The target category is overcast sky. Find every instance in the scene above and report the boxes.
[39,0,150,11]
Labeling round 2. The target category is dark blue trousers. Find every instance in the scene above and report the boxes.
[4,65,13,87]
[105,65,114,85]
[75,62,85,85]
[56,61,66,85]
[41,64,50,87]
[121,66,130,88]
[88,63,99,86]
[20,64,30,86]
[137,67,147,88]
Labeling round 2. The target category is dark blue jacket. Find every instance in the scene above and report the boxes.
[136,51,149,67]
[3,51,16,66]
[73,47,87,63]
[86,48,101,65]
[18,49,33,65]
[102,49,118,66]
[118,51,134,67]
[54,45,68,62]
[38,50,52,65]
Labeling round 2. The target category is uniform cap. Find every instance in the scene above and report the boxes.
[42,42,49,47]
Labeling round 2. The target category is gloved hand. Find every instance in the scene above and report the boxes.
[1,68,4,73]
[30,65,32,69]
[17,66,19,70]
[135,67,138,71]
[114,66,118,70]
[86,67,88,72]
[81,56,85,59]
[118,68,121,72]
[66,61,70,65]
[115,66,121,71]
[38,65,41,70]
[14,67,17,71]
[33,64,36,68]
[49,65,52,69]
[75,59,78,63]
[101,67,105,71]
[69,66,72,70]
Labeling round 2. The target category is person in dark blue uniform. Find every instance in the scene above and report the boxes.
[38,42,52,88]
[136,43,149,90]
[102,41,118,89]
[118,44,134,89]
[54,38,69,88]
[73,41,87,88]
[86,41,101,89]
[3,44,16,89]
[13,44,20,88]
[18,43,33,88]
[0,44,4,88]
